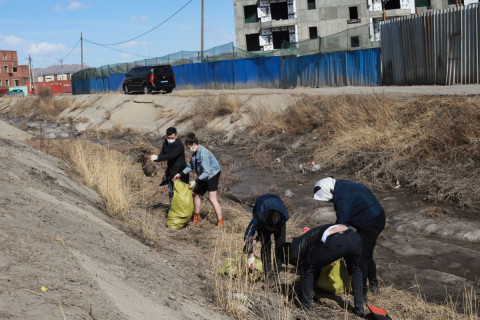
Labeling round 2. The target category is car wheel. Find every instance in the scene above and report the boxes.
[165,89,173,94]
[143,85,151,94]
[123,85,129,94]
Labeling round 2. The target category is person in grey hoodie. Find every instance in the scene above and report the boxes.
[174,132,223,227]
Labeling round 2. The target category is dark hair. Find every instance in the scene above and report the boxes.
[263,209,283,232]
[184,132,199,146]
[166,127,177,136]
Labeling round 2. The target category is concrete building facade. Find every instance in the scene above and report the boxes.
[234,0,479,52]
[0,50,30,88]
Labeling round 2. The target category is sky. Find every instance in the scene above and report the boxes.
[0,0,236,69]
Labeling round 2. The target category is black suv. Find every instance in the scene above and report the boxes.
[122,65,175,94]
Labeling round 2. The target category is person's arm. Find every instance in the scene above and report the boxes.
[156,143,184,162]
[196,149,213,181]
[244,216,258,254]
[181,158,193,176]
[274,223,287,266]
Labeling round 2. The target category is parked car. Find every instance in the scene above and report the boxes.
[5,89,25,97]
[122,65,175,94]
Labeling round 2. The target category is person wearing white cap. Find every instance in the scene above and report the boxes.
[313,177,385,298]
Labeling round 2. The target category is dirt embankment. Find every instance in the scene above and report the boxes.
[1,89,479,319]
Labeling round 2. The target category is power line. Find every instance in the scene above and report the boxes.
[62,38,80,61]
[83,38,152,58]
[88,0,193,46]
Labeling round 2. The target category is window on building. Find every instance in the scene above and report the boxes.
[3,54,6,60]
[447,0,463,4]
[415,0,431,6]
[350,36,360,48]
[385,0,401,10]
[13,67,17,72]
[0,80,2,86]
[309,27,318,39]
[5,79,9,87]
[307,0,316,10]
[3,66,8,73]
[272,30,290,49]
[271,2,288,20]
[14,79,19,86]
[246,33,260,52]
[349,7,358,19]
[244,5,258,23]
[58,74,67,81]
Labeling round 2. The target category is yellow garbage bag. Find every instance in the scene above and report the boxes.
[219,257,263,281]
[316,259,352,294]
[166,180,194,229]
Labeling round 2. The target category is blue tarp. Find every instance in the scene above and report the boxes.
[109,73,126,92]
[174,63,215,88]
[346,48,381,86]
[280,57,298,89]
[299,54,320,87]
[319,52,347,87]
[214,60,234,89]
[234,58,258,88]
[258,56,281,88]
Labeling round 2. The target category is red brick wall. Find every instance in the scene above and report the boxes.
[0,50,30,88]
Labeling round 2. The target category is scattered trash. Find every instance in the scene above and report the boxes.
[367,305,393,320]
[311,161,321,172]
[395,180,401,189]
[275,158,281,163]
[299,164,305,174]
[285,189,294,197]
[303,227,311,234]
[41,286,48,292]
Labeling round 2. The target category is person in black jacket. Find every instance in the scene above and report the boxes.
[150,127,188,201]
[313,177,385,296]
[282,224,364,316]
[244,194,289,278]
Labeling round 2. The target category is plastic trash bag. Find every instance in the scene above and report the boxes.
[166,180,193,229]
[219,257,263,281]
[316,259,352,294]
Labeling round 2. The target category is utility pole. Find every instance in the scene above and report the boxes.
[57,58,64,75]
[201,0,204,62]
[81,32,84,70]
[28,55,36,94]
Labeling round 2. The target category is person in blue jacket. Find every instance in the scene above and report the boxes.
[313,177,385,297]
[174,132,223,227]
[244,194,289,278]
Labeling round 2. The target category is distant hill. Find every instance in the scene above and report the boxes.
[33,64,91,77]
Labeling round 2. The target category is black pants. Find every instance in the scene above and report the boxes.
[300,230,363,310]
[356,213,385,291]
[258,224,286,275]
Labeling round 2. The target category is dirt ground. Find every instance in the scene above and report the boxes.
[0,87,479,319]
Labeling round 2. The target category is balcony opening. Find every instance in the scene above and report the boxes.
[308,0,316,10]
[415,0,431,6]
[350,36,360,48]
[309,27,318,39]
[244,5,258,23]
[272,30,290,49]
[384,0,401,10]
[246,33,260,52]
[271,2,288,20]
[447,0,463,4]
[349,6,358,19]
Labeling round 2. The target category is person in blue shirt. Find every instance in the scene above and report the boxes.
[313,177,385,297]
[244,194,289,279]
[174,132,223,227]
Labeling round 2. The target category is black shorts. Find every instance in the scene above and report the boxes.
[194,172,221,196]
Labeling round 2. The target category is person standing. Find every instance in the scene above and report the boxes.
[282,224,364,316]
[150,127,188,201]
[244,194,289,279]
[313,177,385,297]
[174,132,223,227]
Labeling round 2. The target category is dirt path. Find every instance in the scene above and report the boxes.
[0,123,229,319]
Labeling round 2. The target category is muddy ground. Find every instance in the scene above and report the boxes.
[0,88,479,319]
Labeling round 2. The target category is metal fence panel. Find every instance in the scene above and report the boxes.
[109,73,126,92]
[258,56,281,88]
[319,52,347,87]
[214,60,234,89]
[299,54,320,87]
[280,57,298,89]
[234,58,258,89]
[347,48,381,86]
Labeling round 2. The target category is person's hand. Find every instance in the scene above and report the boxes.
[150,155,158,161]
[173,174,180,180]
[188,180,197,190]
[247,255,255,270]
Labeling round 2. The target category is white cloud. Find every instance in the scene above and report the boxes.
[28,42,66,56]
[130,15,148,23]
[0,35,27,48]
[119,40,152,48]
[66,1,89,11]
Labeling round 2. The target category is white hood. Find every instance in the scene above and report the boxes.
[313,177,336,201]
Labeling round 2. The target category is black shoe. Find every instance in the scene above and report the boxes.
[354,307,365,317]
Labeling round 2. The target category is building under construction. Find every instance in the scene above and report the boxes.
[233,0,479,52]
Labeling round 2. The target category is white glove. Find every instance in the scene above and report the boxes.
[173,174,181,180]
[150,155,158,161]
[188,181,197,189]
[247,256,255,270]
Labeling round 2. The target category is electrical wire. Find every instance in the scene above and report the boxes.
[88,0,193,46]
[61,38,80,61]
[83,38,151,58]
